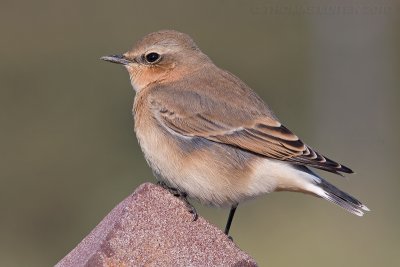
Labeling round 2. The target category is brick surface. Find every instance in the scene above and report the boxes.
[56,183,257,267]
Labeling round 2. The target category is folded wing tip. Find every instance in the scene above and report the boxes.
[339,164,354,174]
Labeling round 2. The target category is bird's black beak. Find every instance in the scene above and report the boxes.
[100,54,132,65]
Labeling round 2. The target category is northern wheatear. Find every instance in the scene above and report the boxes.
[101,30,369,235]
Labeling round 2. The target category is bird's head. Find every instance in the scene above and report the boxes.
[101,30,210,91]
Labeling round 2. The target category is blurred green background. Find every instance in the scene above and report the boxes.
[1,0,399,266]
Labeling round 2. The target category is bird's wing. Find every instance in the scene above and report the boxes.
[148,84,353,175]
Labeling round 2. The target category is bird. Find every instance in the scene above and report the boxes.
[101,30,369,235]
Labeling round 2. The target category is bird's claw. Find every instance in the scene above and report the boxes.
[156,181,198,221]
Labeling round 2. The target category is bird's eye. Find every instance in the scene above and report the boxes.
[144,52,161,63]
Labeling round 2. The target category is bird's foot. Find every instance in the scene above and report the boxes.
[157,181,180,196]
[156,181,198,221]
[178,192,198,221]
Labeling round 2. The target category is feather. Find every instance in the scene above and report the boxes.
[149,73,353,175]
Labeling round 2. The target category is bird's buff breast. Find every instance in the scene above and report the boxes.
[133,97,268,206]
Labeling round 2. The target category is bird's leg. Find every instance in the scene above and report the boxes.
[224,204,238,238]
[156,181,198,221]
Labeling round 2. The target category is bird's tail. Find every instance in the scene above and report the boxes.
[315,178,369,216]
